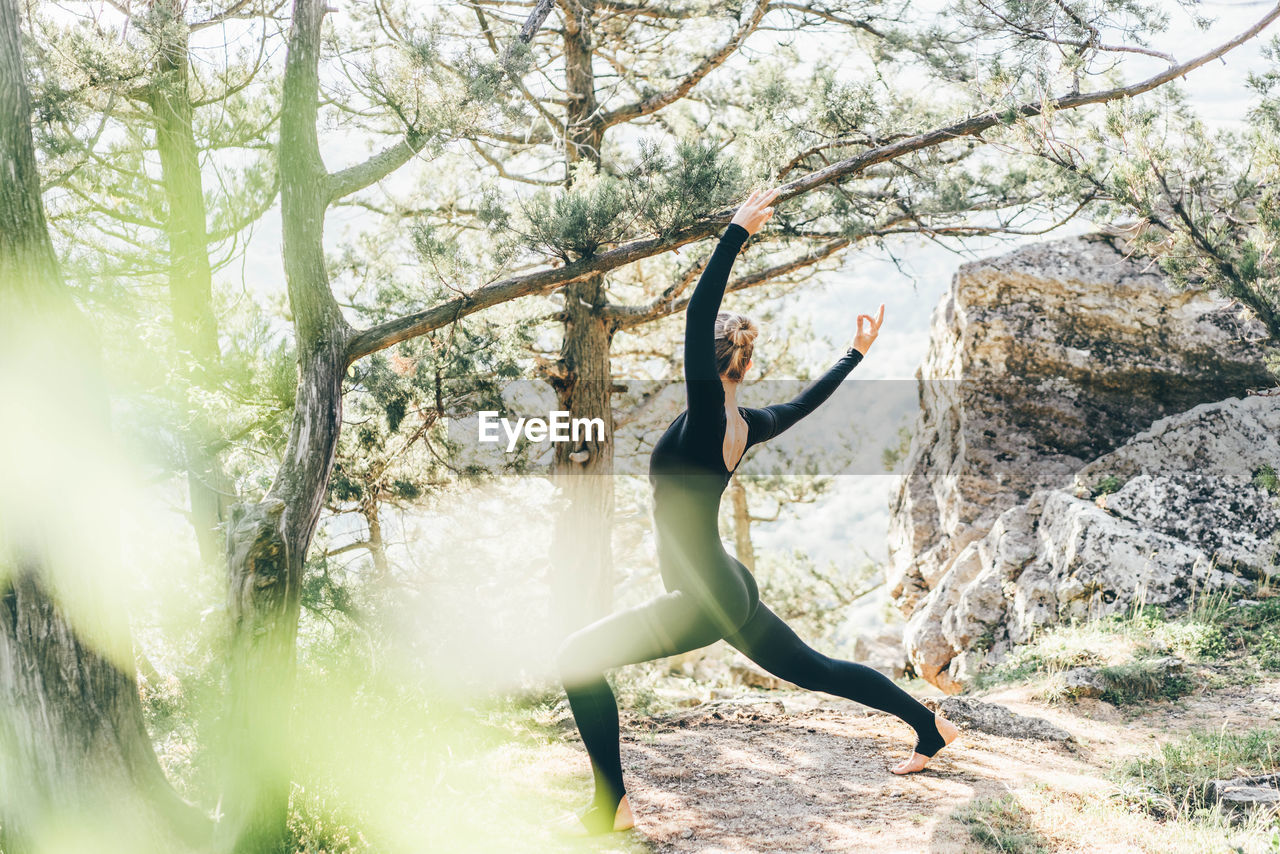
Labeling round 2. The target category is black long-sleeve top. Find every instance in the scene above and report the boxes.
[648,222,864,499]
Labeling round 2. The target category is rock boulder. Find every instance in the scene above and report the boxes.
[889,233,1274,692]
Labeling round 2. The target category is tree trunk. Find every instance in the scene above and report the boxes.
[547,0,618,635]
[548,272,617,633]
[146,0,236,566]
[0,572,209,853]
[217,1,351,850]
[561,0,603,166]
[363,500,390,581]
[729,478,756,572]
[219,338,346,854]
[0,0,209,848]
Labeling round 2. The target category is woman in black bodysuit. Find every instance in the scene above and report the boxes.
[555,187,958,835]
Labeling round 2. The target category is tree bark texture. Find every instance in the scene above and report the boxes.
[547,0,619,634]
[0,0,209,848]
[549,272,617,634]
[217,1,351,850]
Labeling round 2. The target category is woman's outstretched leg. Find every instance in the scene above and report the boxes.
[722,600,957,767]
[555,587,739,833]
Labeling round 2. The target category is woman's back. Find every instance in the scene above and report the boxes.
[647,217,862,577]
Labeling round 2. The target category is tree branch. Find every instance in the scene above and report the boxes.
[347,2,1280,362]
[596,0,770,130]
[326,0,557,202]
[609,237,850,328]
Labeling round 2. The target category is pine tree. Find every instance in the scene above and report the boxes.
[0,0,211,848]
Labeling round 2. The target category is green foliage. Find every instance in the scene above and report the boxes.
[1091,474,1124,498]
[756,550,880,652]
[882,424,913,472]
[808,64,881,137]
[944,0,1176,98]
[1158,619,1228,661]
[1255,464,1280,496]
[300,550,362,622]
[503,118,822,261]
[1113,728,1280,820]
[285,786,373,854]
[626,138,745,240]
[327,320,530,506]
[975,589,1280,695]
[970,625,998,656]
[1092,659,1194,705]
[953,794,1052,854]
[1217,595,1280,672]
[974,625,1109,689]
[1042,80,1280,363]
[520,161,631,261]
[614,679,663,718]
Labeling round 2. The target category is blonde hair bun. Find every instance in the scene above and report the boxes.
[713,312,759,381]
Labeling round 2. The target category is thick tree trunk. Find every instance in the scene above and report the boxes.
[0,571,209,853]
[146,0,236,565]
[217,1,351,850]
[549,272,617,633]
[547,0,618,634]
[561,0,603,166]
[217,0,556,842]
[0,0,209,849]
[218,338,346,854]
[729,479,756,572]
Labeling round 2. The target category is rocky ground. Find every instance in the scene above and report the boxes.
[492,673,1280,853]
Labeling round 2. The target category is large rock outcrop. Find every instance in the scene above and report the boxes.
[888,232,1274,692]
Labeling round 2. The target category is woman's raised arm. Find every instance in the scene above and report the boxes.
[684,188,780,424]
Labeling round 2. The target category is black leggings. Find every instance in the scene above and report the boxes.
[555,559,943,827]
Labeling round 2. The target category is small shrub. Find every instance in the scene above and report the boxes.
[975,592,1280,692]
[617,680,662,717]
[1218,597,1280,668]
[285,785,372,854]
[1156,620,1227,660]
[1254,464,1280,495]
[953,794,1053,853]
[1113,728,1280,820]
[1095,660,1194,705]
[971,626,998,655]
[972,623,1113,689]
[1091,474,1124,498]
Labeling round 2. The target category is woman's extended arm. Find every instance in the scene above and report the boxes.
[753,348,863,442]
[752,302,885,443]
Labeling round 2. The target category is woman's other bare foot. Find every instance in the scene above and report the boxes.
[891,714,960,775]
[612,794,635,831]
[555,794,635,836]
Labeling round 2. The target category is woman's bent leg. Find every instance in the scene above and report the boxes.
[722,601,945,755]
[555,589,728,830]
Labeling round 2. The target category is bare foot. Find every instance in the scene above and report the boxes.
[891,714,960,775]
[612,794,635,831]
[555,794,635,836]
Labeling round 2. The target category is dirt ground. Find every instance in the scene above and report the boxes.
[500,673,1280,853]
